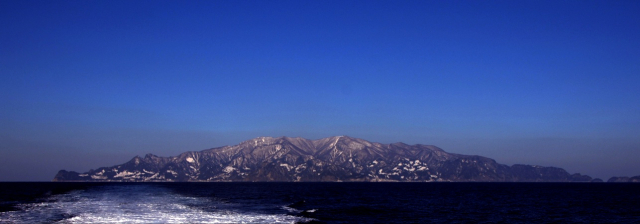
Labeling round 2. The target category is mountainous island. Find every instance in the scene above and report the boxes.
[54,136,602,182]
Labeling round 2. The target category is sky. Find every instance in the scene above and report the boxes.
[1,0,639,181]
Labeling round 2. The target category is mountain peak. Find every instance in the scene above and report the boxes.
[53,136,593,182]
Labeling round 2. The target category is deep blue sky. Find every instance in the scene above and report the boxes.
[1,1,639,181]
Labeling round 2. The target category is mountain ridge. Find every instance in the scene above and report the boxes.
[54,136,594,182]
[607,175,640,182]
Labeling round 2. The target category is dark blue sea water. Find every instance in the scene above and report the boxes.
[1,182,639,223]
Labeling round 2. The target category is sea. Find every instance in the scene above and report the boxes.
[1,182,638,223]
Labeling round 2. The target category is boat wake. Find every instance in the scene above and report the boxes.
[0,184,309,223]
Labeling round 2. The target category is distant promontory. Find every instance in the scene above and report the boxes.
[607,176,640,183]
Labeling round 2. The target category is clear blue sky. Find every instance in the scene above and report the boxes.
[1,0,639,181]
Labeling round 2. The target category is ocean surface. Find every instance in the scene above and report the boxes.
[1,182,639,223]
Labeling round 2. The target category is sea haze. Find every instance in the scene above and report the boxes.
[1,182,639,223]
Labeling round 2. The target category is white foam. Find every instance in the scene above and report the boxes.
[280,205,301,213]
[0,185,309,224]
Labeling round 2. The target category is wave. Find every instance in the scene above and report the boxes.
[0,184,310,223]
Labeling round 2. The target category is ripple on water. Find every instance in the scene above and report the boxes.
[1,185,310,224]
